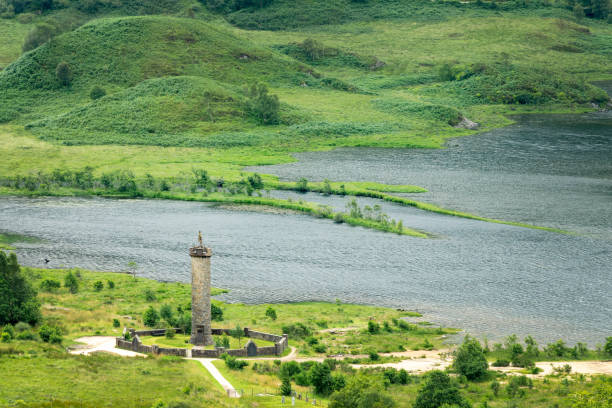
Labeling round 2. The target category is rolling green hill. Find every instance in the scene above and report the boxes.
[0,0,610,185]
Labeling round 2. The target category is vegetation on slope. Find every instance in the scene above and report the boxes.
[0,0,610,232]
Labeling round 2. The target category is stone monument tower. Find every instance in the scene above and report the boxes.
[189,231,213,346]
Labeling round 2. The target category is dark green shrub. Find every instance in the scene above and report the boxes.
[223,354,248,370]
[247,173,263,190]
[93,281,104,292]
[56,62,73,87]
[306,336,319,346]
[245,83,279,125]
[16,330,37,341]
[368,350,379,361]
[143,288,156,301]
[39,325,62,344]
[143,306,159,327]
[64,271,79,294]
[279,361,301,379]
[90,86,106,100]
[367,321,380,334]
[2,324,15,340]
[296,177,308,192]
[165,328,175,339]
[492,359,510,367]
[40,279,61,292]
[215,335,230,349]
[22,23,57,53]
[294,371,310,386]
[107,280,115,289]
[265,306,277,320]
[281,323,312,339]
[112,318,120,328]
[313,344,327,353]
[211,303,223,321]
[1,332,10,342]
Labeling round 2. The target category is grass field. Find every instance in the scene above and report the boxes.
[6,266,452,354]
[1,259,610,407]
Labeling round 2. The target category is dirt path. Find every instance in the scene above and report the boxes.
[70,336,145,357]
[190,358,240,398]
[494,360,612,377]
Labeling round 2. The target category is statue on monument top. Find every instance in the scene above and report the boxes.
[198,230,203,247]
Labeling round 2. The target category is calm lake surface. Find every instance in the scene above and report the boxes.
[2,87,611,346]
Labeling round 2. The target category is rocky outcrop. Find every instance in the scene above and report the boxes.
[455,117,479,130]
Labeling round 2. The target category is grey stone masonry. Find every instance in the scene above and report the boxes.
[190,240,213,346]
[116,328,289,357]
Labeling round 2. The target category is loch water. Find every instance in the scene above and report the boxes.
[2,86,611,345]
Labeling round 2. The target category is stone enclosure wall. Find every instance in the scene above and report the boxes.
[117,327,288,358]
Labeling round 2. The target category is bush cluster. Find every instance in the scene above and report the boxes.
[0,251,41,326]
[222,354,248,370]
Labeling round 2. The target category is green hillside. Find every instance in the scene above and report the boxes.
[25,76,277,147]
[0,0,610,219]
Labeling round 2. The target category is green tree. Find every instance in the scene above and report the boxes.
[160,304,173,323]
[56,61,73,87]
[40,279,61,292]
[22,22,57,53]
[245,83,280,125]
[280,375,292,396]
[604,337,612,356]
[491,380,500,397]
[265,306,277,320]
[414,371,471,408]
[64,271,79,294]
[0,252,41,325]
[453,336,489,380]
[229,325,244,346]
[143,306,159,327]
[310,362,334,396]
[590,0,609,19]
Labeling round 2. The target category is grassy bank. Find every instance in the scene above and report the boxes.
[3,266,453,354]
[0,162,573,237]
[0,232,41,250]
